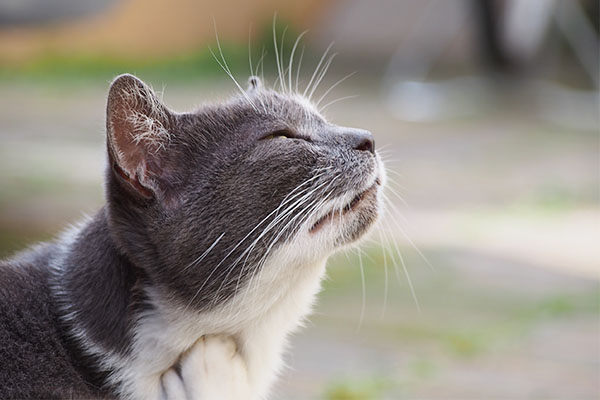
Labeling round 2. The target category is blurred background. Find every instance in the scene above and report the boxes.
[0,0,598,398]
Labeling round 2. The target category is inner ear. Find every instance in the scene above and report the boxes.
[112,161,154,199]
[106,74,174,199]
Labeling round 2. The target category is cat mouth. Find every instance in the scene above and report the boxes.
[309,178,380,234]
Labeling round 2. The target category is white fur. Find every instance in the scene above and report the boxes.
[162,335,250,399]
[111,238,329,400]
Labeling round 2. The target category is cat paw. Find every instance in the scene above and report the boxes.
[161,335,250,400]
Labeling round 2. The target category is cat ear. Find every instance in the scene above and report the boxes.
[106,74,174,200]
[248,76,262,91]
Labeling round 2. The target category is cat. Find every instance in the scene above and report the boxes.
[0,73,383,399]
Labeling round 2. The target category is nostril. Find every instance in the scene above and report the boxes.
[355,137,375,154]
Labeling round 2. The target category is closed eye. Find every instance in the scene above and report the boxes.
[260,129,311,142]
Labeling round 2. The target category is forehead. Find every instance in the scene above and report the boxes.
[249,89,327,129]
[186,89,328,140]
[259,90,321,114]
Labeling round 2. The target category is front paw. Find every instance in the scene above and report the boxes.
[161,336,250,400]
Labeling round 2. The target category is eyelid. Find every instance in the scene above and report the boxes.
[260,129,311,142]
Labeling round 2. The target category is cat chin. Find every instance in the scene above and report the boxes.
[329,198,380,249]
[333,153,385,247]
[304,176,382,251]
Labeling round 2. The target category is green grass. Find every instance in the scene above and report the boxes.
[0,21,309,84]
[0,45,250,84]
[320,247,599,359]
[325,376,392,400]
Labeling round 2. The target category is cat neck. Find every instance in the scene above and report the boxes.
[47,207,330,399]
[50,208,147,359]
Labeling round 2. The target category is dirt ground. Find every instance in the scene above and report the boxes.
[0,79,598,399]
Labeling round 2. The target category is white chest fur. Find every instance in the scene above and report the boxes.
[112,250,329,400]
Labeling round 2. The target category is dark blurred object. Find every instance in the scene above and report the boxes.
[501,0,599,86]
[0,0,117,26]
[473,0,512,72]
[384,0,599,128]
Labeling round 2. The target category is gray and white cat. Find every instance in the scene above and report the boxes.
[0,73,383,399]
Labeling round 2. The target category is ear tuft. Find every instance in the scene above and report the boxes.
[248,76,262,91]
[106,74,174,197]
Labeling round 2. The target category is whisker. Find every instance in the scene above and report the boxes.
[383,178,409,200]
[320,95,359,112]
[248,24,254,77]
[234,183,338,312]
[256,46,267,83]
[383,196,434,271]
[384,183,409,208]
[210,18,257,111]
[381,172,407,187]
[288,31,308,94]
[279,25,289,92]
[308,52,338,101]
[356,248,366,331]
[303,42,335,98]
[258,175,341,263]
[379,219,403,288]
[182,232,226,272]
[383,167,406,179]
[381,214,421,312]
[376,143,393,152]
[185,172,329,311]
[236,182,327,268]
[211,174,335,305]
[229,175,329,266]
[243,175,341,293]
[273,14,284,95]
[295,45,306,93]
[377,229,389,318]
[315,71,357,108]
[233,188,332,316]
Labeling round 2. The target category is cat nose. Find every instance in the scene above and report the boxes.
[348,129,375,155]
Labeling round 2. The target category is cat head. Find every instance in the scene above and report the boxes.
[104,73,383,309]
